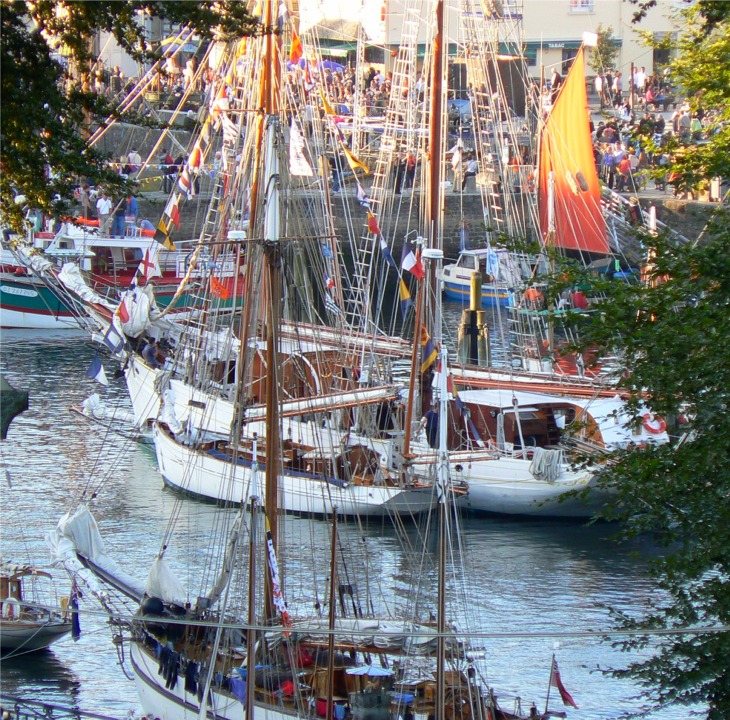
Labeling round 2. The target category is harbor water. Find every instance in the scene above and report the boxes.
[0,326,700,719]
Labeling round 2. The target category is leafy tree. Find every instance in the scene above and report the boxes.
[587,23,620,77]
[563,3,730,716]
[0,1,259,232]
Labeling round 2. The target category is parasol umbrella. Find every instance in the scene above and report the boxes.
[321,60,345,72]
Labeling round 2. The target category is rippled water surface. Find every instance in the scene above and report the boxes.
[0,328,699,719]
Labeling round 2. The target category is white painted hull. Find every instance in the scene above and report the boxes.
[414,454,606,518]
[0,307,79,329]
[125,357,249,435]
[154,424,436,517]
[0,618,72,652]
[131,641,295,720]
[125,356,164,427]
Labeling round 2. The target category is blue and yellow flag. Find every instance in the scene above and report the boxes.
[399,279,413,320]
[420,326,438,373]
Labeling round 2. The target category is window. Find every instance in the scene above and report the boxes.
[562,49,578,75]
[570,0,593,12]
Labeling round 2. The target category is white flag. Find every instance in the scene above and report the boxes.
[289,119,313,177]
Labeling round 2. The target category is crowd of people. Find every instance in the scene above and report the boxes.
[590,92,716,198]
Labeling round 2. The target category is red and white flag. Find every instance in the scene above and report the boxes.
[550,658,578,709]
[401,242,425,280]
[136,246,162,284]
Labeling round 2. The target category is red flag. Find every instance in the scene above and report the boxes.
[165,194,180,230]
[367,211,381,235]
[551,659,578,709]
[289,29,303,64]
[210,276,231,300]
[402,243,425,280]
[116,298,130,323]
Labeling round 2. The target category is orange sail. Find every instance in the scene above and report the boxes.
[538,47,608,254]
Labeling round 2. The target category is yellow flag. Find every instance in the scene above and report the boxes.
[319,88,336,116]
[343,146,370,174]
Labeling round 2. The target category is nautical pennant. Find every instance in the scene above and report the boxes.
[210,276,231,300]
[188,145,202,172]
[135,246,162,284]
[420,326,438,373]
[210,84,230,122]
[380,238,398,270]
[356,182,370,208]
[177,167,193,199]
[367,211,381,235]
[319,87,336,116]
[402,241,425,279]
[103,318,126,354]
[324,294,342,315]
[86,356,109,387]
[399,279,413,320]
[277,0,290,30]
[343,146,370,174]
[221,114,239,145]
[153,216,176,251]
[289,119,313,176]
[289,28,303,64]
[164,193,181,230]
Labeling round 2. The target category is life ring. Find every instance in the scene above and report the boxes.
[642,413,666,434]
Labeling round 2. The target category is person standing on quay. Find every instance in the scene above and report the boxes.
[96,191,112,232]
[550,67,562,105]
[111,197,128,238]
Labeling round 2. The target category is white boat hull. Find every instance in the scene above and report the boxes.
[131,641,294,720]
[0,618,72,652]
[414,454,606,518]
[154,424,436,517]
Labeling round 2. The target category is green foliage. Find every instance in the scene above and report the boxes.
[0,1,258,231]
[562,194,730,715]
[552,9,730,710]
[587,24,620,75]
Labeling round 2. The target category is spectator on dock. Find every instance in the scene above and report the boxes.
[96,191,112,232]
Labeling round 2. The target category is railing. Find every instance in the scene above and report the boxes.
[0,696,121,720]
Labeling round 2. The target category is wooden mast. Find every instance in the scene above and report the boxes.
[261,0,282,623]
[404,0,446,459]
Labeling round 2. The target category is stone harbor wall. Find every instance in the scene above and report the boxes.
[135,186,712,260]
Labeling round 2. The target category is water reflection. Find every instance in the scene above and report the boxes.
[0,332,699,718]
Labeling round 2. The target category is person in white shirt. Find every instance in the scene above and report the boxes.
[127,148,142,169]
[95,192,112,232]
[461,153,479,191]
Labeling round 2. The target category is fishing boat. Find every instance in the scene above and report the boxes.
[0,216,244,330]
[438,248,524,307]
[0,562,73,655]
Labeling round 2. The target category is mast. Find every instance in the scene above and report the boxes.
[326,510,339,720]
[263,116,282,622]
[428,0,445,270]
[246,491,259,719]
[404,0,446,458]
[259,0,282,623]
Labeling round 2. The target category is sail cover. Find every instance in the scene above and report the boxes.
[538,47,608,254]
